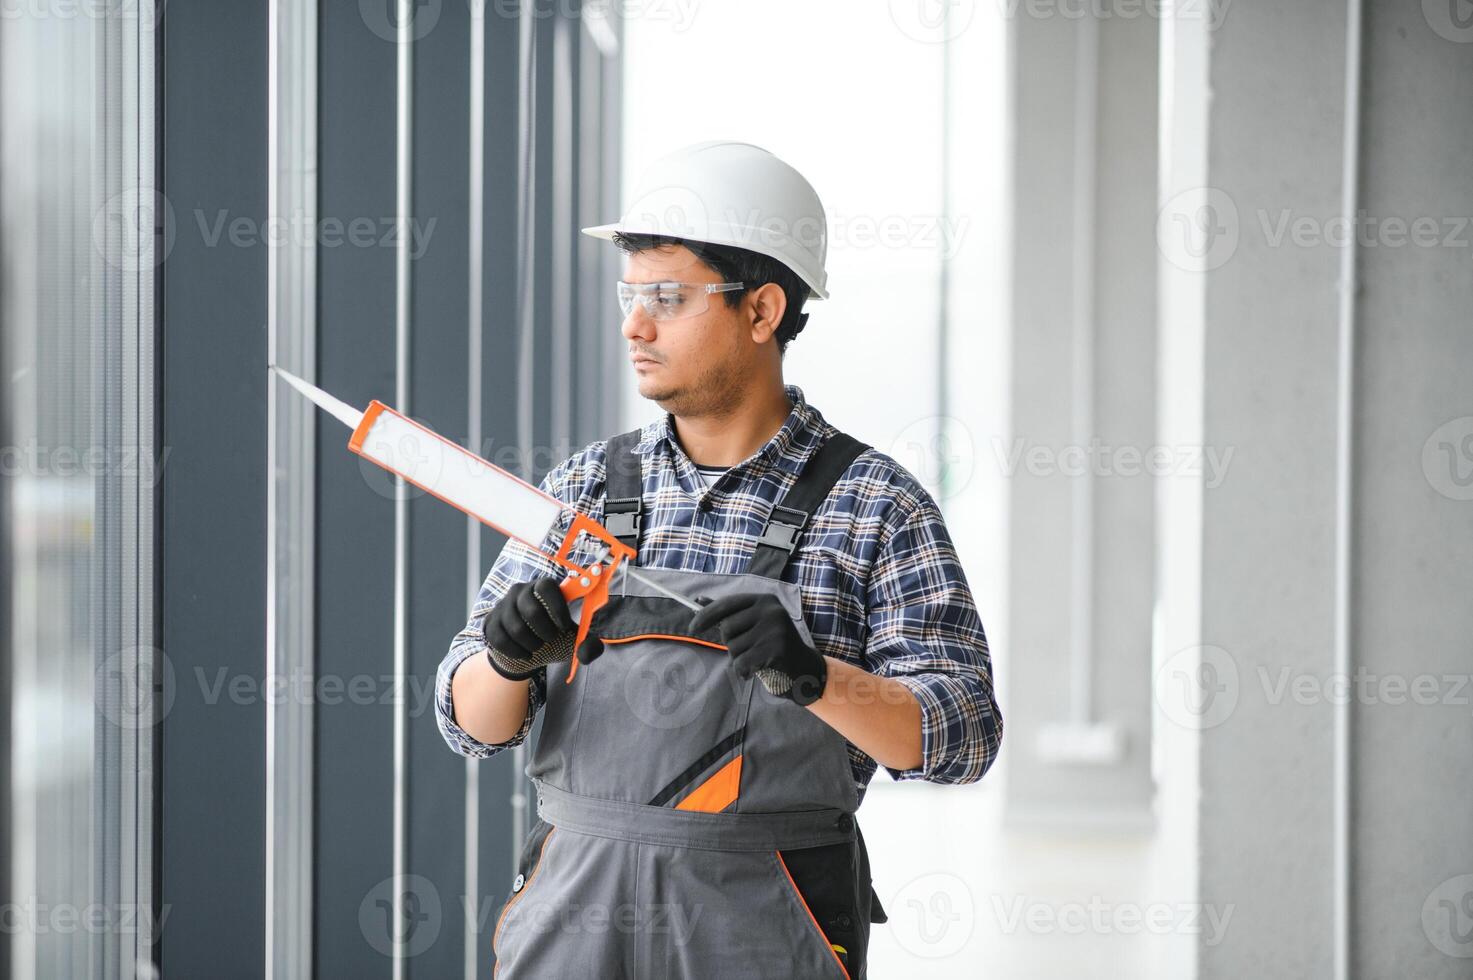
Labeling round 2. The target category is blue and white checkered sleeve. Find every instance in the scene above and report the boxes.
[434,450,595,759]
[434,538,558,759]
[863,491,1003,785]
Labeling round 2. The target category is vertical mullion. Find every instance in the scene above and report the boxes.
[264,0,282,972]
[136,1,160,976]
[392,0,413,976]
[509,0,538,862]
[464,3,487,978]
[119,1,141,975]
[98,8,123,978]
[550,14,573,452]
[1331,1,1364,976]
[267,0,319,974]
[1068,14,1099,727]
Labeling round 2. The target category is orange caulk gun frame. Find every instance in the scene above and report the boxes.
[344,397,636,684]
[547,512,636,683]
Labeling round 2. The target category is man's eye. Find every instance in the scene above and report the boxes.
[654,291,686,309]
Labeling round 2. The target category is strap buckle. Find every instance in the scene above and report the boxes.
[603,497,642,540]
[756,504,808,553]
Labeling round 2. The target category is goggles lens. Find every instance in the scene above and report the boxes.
[616,281,745,321]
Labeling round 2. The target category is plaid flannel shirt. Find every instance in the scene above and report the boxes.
[435,385,1003,805]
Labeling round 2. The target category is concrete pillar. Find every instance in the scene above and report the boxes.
[1007,7,1160,826]
[1160,1,1473,976]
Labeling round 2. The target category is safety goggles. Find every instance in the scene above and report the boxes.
[616,280,746,322]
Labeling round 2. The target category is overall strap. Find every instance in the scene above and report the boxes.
[747,432,869,580]
[603,429,645,551]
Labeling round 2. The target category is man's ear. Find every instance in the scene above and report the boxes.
[747,283,788,344]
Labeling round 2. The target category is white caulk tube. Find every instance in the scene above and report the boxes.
[269,363,699,629]
[348,399,568,548]
[346,400,708,639]
[347,401,703,614]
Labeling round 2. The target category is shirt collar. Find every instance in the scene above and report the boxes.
[632,384,831,478]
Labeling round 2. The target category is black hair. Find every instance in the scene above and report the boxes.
[610,231,811,355]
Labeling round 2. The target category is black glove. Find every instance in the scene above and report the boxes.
[479,577,579,680]
[688,592,828,706]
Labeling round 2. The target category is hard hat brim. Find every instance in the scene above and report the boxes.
[580,222,621,240]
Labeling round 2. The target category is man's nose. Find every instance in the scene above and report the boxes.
[621,305,656,341]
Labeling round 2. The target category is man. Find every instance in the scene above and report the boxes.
[436,140,1002,978]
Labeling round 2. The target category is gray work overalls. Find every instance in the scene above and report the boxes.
[492,428,889,979]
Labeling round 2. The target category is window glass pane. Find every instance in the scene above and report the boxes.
[3,9,158,977]
[619,2,946,448]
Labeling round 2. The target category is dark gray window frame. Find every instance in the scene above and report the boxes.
[159,2,621,977]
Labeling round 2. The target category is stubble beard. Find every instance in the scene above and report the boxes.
[641,349,748,423]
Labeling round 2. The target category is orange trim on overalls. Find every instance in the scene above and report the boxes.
[601,632,729,652]
[776,850,852,980]
[674,754,743,813]
[493,829,556,977]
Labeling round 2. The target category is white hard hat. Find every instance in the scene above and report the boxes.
[581,140,830,301]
